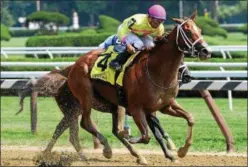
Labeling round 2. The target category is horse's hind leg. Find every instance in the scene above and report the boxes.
[160,100,194,158]
[68,66,112,159]
[44,116,69,153]
[111,106,147,165]
[69,115,88,160]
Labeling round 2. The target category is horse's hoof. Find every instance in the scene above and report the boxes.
[103,147,112,159]
[167,138,177,151]
[137,156,148,165]
[171,159,180,163]
[177,147,187,158]
[79,153,88,161]
[227,148,235,153]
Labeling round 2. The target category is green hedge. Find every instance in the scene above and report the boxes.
[25,14,121,48]
[1,24,11,41]
[239,23,248,34]
[222,26,245,33]
[80,28,98,35]
[26,33,112,47]
[97,15,120,33]
[27,11,69,25]
[196,17,228,38]
[10,29,38,37]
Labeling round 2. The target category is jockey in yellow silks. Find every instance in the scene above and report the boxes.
[117,13,165,51]
[98,4,193,84]
[104,4,167,70]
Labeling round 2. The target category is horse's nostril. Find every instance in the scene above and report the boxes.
[201,48,209,55]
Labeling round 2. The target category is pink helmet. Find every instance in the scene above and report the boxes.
[148,4,166,20]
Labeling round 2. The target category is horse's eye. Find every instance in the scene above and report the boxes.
[185,29,192,36]
[185,29,191,33]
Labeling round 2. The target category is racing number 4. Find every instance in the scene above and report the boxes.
[97,54,111,71]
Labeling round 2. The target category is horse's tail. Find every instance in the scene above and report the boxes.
[16,79,35,115]
[16,66,72,115]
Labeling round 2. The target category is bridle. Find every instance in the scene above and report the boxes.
[176,20,203,57]
[146,19,203,90]
[146,58,179,90]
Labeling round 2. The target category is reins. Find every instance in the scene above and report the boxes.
[145,57,179,90]
[176,20,202,57]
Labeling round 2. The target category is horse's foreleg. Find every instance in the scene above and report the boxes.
[146,113,176,161]
[117,106,126,136]
[111,107,147,165]
[160,100,194,158]
[44,116,69,153]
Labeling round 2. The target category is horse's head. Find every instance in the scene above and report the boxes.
[172,10,211,60]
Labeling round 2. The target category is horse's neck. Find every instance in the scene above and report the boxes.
[147,29,183,86]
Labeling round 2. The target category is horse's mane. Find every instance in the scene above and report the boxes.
[126,24,179,65]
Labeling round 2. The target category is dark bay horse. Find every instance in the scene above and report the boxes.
[66,10,211,164]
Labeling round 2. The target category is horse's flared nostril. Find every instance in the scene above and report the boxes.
[201,48,209,55]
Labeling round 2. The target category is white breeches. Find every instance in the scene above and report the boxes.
[124,33,155,50]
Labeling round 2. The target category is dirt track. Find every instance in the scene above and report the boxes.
[1,146,247,166]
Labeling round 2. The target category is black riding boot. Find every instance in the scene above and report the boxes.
[109,51,130,71]
[179,63,194,84]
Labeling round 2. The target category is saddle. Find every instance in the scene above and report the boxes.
[90,46,139,87]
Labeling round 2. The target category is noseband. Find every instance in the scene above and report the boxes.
[176,20,202,57]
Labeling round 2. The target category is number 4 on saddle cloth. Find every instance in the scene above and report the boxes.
[90,45,139,87]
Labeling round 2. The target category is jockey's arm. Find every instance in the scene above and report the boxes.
[153,24,165,41]
[117,21,132,44]
[117,18,136,53]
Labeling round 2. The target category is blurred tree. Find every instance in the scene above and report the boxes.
[1,1,15,26]
[4,0,246,28]
[181,1,200,17]
[76,1,107,26]
[218,1,247,22]
[211,0,219,22]
[56,1,78,25]
[27,11,69,34]
[8,1,36,26]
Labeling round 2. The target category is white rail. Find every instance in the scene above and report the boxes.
[1,71,247,79]
[1,45,246,59]
[0,47,98,59]
[1,62,247,67]
[1,62,75,67]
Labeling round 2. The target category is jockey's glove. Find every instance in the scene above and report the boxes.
[127,43,136,54]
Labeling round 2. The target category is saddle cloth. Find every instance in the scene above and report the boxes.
[90,46,139,87]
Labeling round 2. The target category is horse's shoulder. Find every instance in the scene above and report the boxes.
[132,51,148,64]
[75,49,104,67]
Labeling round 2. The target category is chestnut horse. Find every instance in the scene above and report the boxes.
[66,10,211,164]
[17,67,172,164]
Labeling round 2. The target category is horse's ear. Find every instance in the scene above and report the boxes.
[172,18,183,24]
[190,9,197,21]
